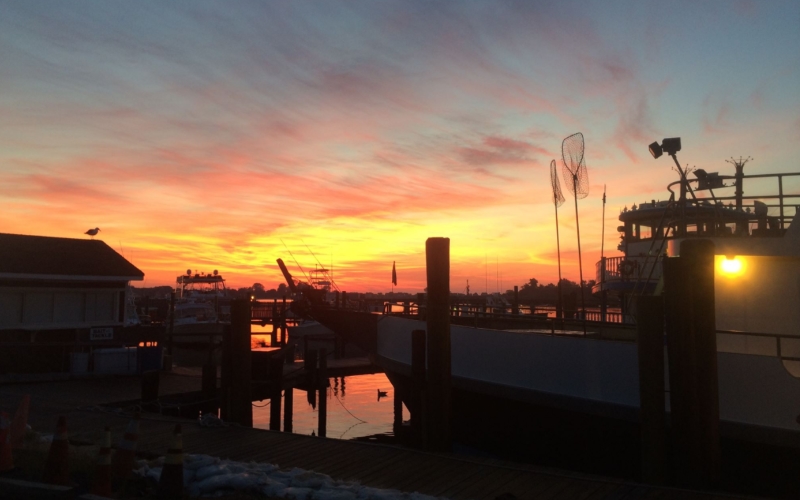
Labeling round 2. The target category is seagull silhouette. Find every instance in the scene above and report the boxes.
[377,389,388,401]
[85,227,100,239]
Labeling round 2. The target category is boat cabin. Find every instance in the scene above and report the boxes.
[594,163,799,324]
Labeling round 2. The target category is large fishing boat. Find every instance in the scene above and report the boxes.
[309,141,800,483]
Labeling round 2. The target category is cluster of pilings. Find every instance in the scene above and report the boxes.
[637,239,720,489]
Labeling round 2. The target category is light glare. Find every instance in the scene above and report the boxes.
[720,256,743,275]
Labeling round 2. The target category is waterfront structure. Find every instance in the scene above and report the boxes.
[0,233,145,373]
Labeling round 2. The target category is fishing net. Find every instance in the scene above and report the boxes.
[561,132,589,199]
[550,159,565,208]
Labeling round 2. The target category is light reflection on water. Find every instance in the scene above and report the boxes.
[252,372,409,440]
[249,323,409,440]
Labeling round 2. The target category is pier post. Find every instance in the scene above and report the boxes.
[318,348,328,438]
[269,352,283,431]
[393,391,403,435]
[635,295,666,484]
[411,329,427,448]
[165,291,175,370]
[222,299,252,427]
[281,296,287,346]
[283,387,293,433]
[512,286,519,315]
[342,291,347,309]
[663,239,719,487]
[201,363,216,398]
[425,237,452,452]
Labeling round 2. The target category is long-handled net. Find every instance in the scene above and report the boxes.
[550,160,565,320]
[561,133,589,330]
[562,133,589,199]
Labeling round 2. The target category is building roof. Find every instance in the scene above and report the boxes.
[0,233,144,280]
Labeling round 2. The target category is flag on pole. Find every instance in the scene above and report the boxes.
[391,261,397,286]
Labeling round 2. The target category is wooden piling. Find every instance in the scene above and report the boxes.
[305,349,318,376]
[201,363,216,397]
[663,239,719,487]
[425,237,451,452]
[411,329,427,448]
[393,391,403,435]
[167,291,175,360]
[635,295,666,484]
[284,387,293,433]
[342,291,347,309]
[269,352,283,431]
[221,299,253,427]
[512,286,519,315]
[318,348,328,438]
[281,297,287,346]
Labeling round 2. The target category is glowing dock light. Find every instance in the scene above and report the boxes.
[719,255,743,276]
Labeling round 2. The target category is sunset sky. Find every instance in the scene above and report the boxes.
[1,1,798,292]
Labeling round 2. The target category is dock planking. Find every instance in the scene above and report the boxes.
[0,376,766,500]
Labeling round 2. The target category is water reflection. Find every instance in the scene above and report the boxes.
[251,373,408,440]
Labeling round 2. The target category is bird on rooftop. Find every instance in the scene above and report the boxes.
[85,227,100,239]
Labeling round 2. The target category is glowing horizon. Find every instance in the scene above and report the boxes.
[1,2,798,292]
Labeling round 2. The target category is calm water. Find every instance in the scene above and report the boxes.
[249,324,409,440]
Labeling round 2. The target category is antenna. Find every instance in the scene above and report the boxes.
[601,184,607,259]
[550,159,565,320]
[562,132,589,331]
[726,156,753,169]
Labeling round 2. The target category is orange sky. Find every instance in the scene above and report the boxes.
[1,2,798,292]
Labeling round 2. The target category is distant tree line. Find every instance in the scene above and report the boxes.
[131,277,617,307]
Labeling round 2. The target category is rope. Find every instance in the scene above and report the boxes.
[331,390,367,424]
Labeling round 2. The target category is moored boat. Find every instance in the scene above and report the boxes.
[308,145,800,485]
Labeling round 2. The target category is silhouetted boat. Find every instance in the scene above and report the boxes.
[312,161,800,461]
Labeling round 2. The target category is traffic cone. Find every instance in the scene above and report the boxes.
[9,394,29,449]
[111,411,140,480]
[0,412,13,472]
[90,427,112,497]
[157,424,184,499]
[43,415,71,486]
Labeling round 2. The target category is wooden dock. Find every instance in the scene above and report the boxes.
[0,374,766,500]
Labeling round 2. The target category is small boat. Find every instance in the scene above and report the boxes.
[169,270,230,345]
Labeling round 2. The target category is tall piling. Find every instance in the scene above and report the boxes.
[221,299,252,427]
[269,352,283,431]
[425,237,451,452]
[663,239,719,487]
[635,295,666,484]
[318,348,328,438]
[283,387,293,433]
[411,329,427,448]
[512,286,519,315]
[165,291,176,370]
[411,330,428,449]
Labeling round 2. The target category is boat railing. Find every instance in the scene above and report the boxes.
[667,171,799,231]
[251,300,294,325]
[717,329,800,378]
[596,256,661,284]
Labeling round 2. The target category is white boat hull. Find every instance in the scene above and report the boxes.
[376,315,800,446]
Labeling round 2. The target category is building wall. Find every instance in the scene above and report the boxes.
[0,286,124,330]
